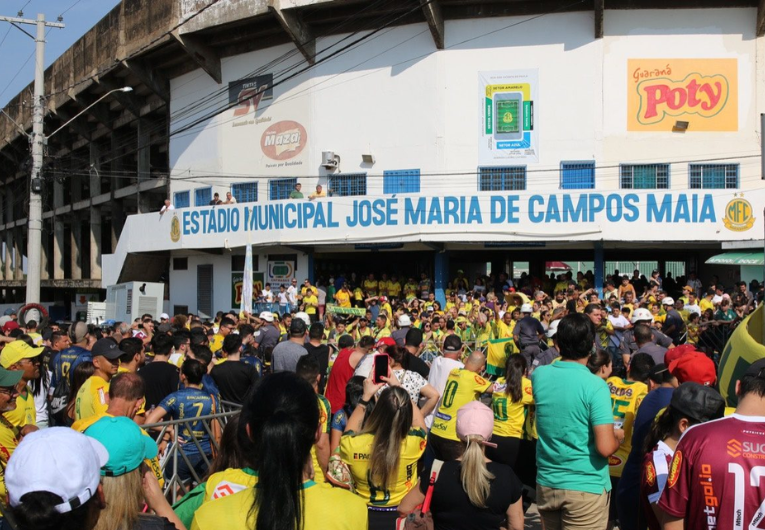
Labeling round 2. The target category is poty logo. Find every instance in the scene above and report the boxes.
[728,439,742,458]
[260,120,307,161]
[637,73,729,125]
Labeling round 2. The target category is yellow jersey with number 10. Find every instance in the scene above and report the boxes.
[339,428,426,506]
[431,369,492,441]
[607,376,648,477]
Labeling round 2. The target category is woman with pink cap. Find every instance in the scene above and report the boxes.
[398,401,524,530]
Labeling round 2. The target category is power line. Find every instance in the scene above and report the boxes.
[58,0,82,17]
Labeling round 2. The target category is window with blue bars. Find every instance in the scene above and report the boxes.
[329,173,367,197]
[478,166,526,191]
[174,191,190,208]
[194,187,212,206]
[560,161,595,189]
[689,164,739,189]
[232,182,258,203]
[619,164,670,189]
[383,169,420,194]
[269,178,298,200]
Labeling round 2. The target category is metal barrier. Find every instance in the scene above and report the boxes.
[142,400,242,503]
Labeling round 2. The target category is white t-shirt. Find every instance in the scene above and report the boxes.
[278,292,289,305]
[317,288,327,306]
[262,289,274,303]
[287,286,298,305]
[683,303,702,316]
[354,354,375,378]
[424,356,464,428]
[608,314,631,345]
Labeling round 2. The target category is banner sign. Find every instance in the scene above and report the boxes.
[628,59,737,132]
[232,272,264,308]
[479,70,539,163]
[267,260,295,286]
[326,304,366,317]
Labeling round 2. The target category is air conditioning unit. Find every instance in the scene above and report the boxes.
[321,151,340,170]
[105,282,165,323]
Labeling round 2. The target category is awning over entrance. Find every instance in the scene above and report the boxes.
[706,251,765,266]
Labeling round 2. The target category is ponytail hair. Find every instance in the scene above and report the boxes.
[246,372,319,530]
[587,348,611,375]
[503,355,527,402]
[361,386,412,490]
[642,405,679,455]
[460,436,495,508]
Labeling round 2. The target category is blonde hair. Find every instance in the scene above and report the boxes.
[93,469,143,530]
[460,436,495,508]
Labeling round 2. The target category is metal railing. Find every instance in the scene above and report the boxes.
[143,400,242,503]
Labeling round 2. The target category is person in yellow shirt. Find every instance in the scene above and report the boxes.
[374,314,391,341]
[302,291,319,323]
[210,317,235,355]
[486,355,533,469]
[340,375,426,529]
[403,278,418,301]
[334,284,352,308]
[363,274,379,297]
[607,352,651,525]
[74,338,121,422]
[191,371,367,530]
[0,367,24,508]
[388,275,402,300]
[301,279,319,298]
[0,341,44,429]
[699,288,716,314]
[378,296,392,318]
[430,352,493,460]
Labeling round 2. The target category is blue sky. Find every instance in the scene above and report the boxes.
[0,0,121,107]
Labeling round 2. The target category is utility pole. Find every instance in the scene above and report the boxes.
[0,14,64,304]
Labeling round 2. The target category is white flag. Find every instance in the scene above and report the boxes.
[241,244,253,315]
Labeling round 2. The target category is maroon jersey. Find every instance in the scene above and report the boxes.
[641,440,674,530]
[659,414,765,530]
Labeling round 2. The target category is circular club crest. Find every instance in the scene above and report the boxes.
[170,215,181,243]
[723,196,755,232]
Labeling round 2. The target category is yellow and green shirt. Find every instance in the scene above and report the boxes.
[607,376,648,477]
[311,395,331,483]
[4,390,35,428]
[74,375,109,422]
[339,428,426,506]
[491,377,534,438]
[431,369,492,441]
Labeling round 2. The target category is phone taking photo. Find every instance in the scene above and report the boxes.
[373,353,389,385]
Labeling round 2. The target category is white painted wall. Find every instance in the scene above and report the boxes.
[169,9,763,198]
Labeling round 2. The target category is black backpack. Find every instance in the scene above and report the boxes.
[49,375,71,427]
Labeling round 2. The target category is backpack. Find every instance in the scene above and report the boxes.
[49,376,71,427]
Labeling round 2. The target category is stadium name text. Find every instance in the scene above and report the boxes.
[181,193,717,235]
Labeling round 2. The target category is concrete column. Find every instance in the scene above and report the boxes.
[13,228,22,281]
[137,120,150,214]
[111,200,125,252]
[594,241,605,298]
[53,177,65,280]
[434,251,449,307]
[70,215,82,280]
[90,144,102,280]
[4,231,11,281]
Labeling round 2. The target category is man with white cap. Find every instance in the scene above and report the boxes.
[391,314,412,347]
[661,296,686,346]
[512,303,545,368]
[252,311,280,356]
[619,308,673,358]
[159,313,170,324]
[5,427,107,530]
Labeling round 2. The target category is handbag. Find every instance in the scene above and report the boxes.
[396,459,443,530]
[326,448,355,492]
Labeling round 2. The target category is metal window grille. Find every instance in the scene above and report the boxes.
[329,173,367,197]
[689,164,739,189]
[619,164,670,189]
[269,178,298,200]
[478,166,526,191]
[232,182,258,203]
[173,191,190,208]
[560,161,595,189]
[194,187,212,206]
[197,264,213,317]
[383,169,420,194]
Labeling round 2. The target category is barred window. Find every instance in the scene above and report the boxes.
[269,178,298,200]
[560,161,595,189]
[620,164,670,189]
[194,187,212,206]
[174,191,190,208]
[478,166,526,191]
[329,173,367,197]
[232,182,258,203]
[689,164,739,189]
[383,169,420,194]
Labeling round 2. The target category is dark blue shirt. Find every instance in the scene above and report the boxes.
[159,387,218,455]
[241,355,263,376]
[51,346,89,389]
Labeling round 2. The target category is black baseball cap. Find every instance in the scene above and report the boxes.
[443,335,462,353]
[744,358,765,378]
[91,338,124,360]
[670,382,725,424]
[289,318,307,335]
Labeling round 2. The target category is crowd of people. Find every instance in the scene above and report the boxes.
[0,266,763,530]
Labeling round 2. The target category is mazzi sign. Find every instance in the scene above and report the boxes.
[164,190,765,247]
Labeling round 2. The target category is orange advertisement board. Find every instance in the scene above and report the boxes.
[627,59,737,132]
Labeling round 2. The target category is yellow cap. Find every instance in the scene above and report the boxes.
[0,340,44,368]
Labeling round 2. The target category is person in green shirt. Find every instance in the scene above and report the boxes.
[289,183,303,199]
[531,313,624,530]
